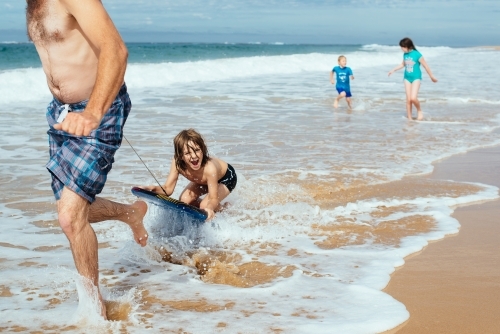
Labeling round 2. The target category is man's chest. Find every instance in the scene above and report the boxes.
[27,0,69,43]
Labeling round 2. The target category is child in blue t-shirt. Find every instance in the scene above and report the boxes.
[388,37,438,121]
[330,55,354,109]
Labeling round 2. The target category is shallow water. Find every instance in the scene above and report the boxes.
[0,44,499,333]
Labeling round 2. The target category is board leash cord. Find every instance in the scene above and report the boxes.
[123,135,169,196]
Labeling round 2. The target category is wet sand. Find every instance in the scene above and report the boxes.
[384,146,500,333]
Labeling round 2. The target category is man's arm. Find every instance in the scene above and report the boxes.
[53,0,128,136]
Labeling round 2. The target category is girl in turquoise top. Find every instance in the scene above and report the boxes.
[388,37,438,121]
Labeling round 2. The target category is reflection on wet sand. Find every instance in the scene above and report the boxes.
[0,242,29,250]
[105,300,132,321]
[157,246,295,287]
[0,285,13,297]
[142,290,236,312]
[313,215,436,249]
[6,200,54,217]
[305,177,483,209]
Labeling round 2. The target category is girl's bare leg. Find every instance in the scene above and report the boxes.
[404,80,414,120]
[410,80,423,120]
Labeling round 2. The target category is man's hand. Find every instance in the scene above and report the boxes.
[53,111,101,136]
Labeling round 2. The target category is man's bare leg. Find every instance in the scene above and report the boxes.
[58,187,107,319]
[88,198,149,246]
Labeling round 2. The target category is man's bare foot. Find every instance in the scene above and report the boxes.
[79,276,108,320]
[417,110,424,121]
[333,99,339,108]
[98,293,108,320]
[124,201,149,247]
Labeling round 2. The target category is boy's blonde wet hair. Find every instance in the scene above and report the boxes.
[338,55,346,62]
[173,128,210,172]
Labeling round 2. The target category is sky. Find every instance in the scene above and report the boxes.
[2,0,499,46]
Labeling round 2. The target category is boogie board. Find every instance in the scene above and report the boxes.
[131,187,207,225]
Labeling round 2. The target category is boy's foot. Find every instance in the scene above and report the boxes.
[417,110,424,121]
[333,99,339,108]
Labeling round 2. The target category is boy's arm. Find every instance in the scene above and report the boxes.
[388,61,405,76]
[202,163,220,220]
[162,158,179,196]
[419,57,438,82]
[138,158,178,195]
[330,70,335,84]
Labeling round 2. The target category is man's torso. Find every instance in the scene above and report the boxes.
[27,0,98,103]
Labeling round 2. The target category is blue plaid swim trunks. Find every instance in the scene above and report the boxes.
[45,84,131,203]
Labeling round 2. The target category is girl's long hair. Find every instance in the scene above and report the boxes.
[399,37,416,51]
[173,129,209,172]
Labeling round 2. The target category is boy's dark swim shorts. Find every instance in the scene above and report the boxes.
[217,164,237,192]
[45,84,131,203]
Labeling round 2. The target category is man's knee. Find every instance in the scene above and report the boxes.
[57,194,89,238]
[58,209,87,238]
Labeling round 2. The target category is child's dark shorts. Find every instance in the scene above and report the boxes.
[217,164,237,192]
[45,84,131,203]
[336,87,352,98]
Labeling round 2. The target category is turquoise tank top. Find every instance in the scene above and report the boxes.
[403,50,422,82]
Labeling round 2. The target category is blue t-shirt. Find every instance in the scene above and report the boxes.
[332,66,353,91]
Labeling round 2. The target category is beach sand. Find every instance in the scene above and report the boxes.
[383,146,500,333]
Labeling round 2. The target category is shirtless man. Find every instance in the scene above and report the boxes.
[26,0,148,318]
